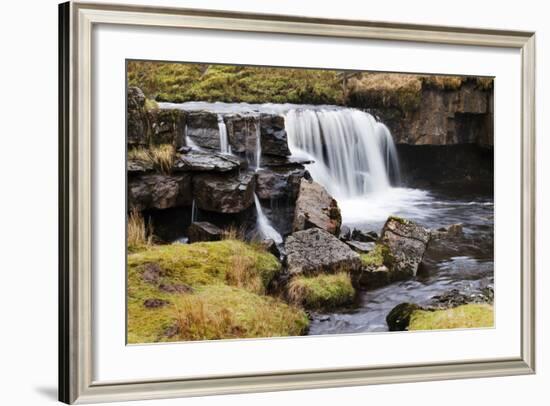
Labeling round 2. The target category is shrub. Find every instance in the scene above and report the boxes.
[127,144,175,174]
[408,304,494,331]
[287,272,355,310]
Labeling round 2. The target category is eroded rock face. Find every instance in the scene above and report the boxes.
[174,150,240,172]
[285,228,361,276]
[224,114,258,155]
[127,87,148,146]
[293,179,342,235]
[260,115,291,156]
[255,166,306,200]
[193,172,255,213]
[187,221,223,243]
[147,109,186,147]
[186,111,220,150]
[380,217,431,278]
[128,174,192,210]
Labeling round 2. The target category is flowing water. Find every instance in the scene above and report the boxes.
[162,102,493,334]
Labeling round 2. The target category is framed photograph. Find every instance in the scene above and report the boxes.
[59,1,536,403]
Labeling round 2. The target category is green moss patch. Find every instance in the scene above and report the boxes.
[287,272,355,310]
[360,244,394,268]
[408,304,494,331]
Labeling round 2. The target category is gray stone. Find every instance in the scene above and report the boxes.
[260,114,291,157]
[127,87,148,146]
[128,173,192,210]
[293,179,342,235]
[193,172,255,213]
[187,221,223,243]
[174,150,240,172]
[255,167,306,200]
[186,111,220,150]
[148,109,186,147]
[285,228,361,276]
[346,240,376,254]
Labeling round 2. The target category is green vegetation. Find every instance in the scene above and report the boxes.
[360,244,394,268]
[287,272,355,310]
[128,144,175,174]
[408,304,494,331]
[128,61,343,105]
[127,240,309,343]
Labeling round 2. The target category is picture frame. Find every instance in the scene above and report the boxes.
[59,1,536,404]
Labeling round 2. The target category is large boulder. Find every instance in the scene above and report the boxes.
[285,228,361,276]
[224,114,258,155]
[147,109,186,147]
[292,179,342,235]
[128,173,192,210]
[127,87,148,146]
[380,216,431,278]
[193,172,255,213]
[260,114,291,157]
[187,221,223,243]
[255,166,307,200]
[174,150,240,172]
[186,111,220,150]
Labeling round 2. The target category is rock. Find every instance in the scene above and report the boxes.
[255,166,306,200]
[355,265,391,290]
[380,216,430,278]
[224,114,259,154]
[187,221,223,243]
[428,285,494,310]
[339,225,352,241]
[141,263,163,284]
[148,109,186,147]
[259,239,282,258]
[127,159,154,173]
[284,228,361,276]
[128,173,192,210]
[351,229,378,242]
[186,111,221,150]
[193,172,255,213]
[143,298,170,308]
[177,145,192,154]
[260,114,291,156]
[159,283,194,294]
[386,303,421,331]
[127,87,149,146]
[293,179,342,236]
[261,155,314,167]
[174,150,240,172]
[345,240,376,254]
[432,223,464,239]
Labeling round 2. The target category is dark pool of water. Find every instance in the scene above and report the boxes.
[308,186,494,335]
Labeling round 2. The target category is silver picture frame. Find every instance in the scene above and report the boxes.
[58,1,536,403]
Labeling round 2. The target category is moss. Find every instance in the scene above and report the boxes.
[287,272,355,310]
[360,244,394,268]
[408,304,494,331]
[144,98,159,111]
[387,215,410,225]
[127,241,307,343]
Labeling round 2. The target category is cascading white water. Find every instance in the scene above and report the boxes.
[284,108,400,199]
[217,115,231,154]
[254,194,282,244]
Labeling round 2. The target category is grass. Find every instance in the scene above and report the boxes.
[408,304,494,331]
[127,208,153,252]
[360,244,394,268]
[127,240,309,343]
[287,272,355,310]
[128,144,175,174]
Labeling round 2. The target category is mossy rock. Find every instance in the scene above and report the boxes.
[287,272,355,310]
[408,304,494,331]
[359,243,394,268]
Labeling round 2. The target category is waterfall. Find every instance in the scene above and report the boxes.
[217,115,231,154]
[284,108,400,199]
[184,124,202,151]
[254,194,282,244]
[191,199,198,223]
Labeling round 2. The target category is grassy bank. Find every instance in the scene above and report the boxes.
[127,240,309,343]
[408,304,494,331]
[287,272,355,310]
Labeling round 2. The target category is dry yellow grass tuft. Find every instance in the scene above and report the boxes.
[127,208,153,252]
[128,144,175,174]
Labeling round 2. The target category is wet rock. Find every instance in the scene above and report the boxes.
[128,173,192,210]
[260,114,291,156]
[293,179,342,236]
[186,111,220,150]
[285,228,361,276]
[386,303,421,331]
[380,216,431,278]
[339,225,352,241]
[255,166,307,200]
[148,109,186,147]
[345,240,375,254]
[174,150,240,172]
[141,263,163,284]
[431,223,464,239]
[127,87,148,146]
[127,159,154,174]
[177,145,192,154]
[351,229,378,242]
[187,221,223,243]
[193,172,255,213]
[259,239,282,259]
[143,298,170,308]
[224,114,259,154]
[355,265,391,290]
[428,286,494,310]
[159,283,194,294]
[261,155,314,167]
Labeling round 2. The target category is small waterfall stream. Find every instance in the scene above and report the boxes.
[254,194,283,243]
[217,114,231,154]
